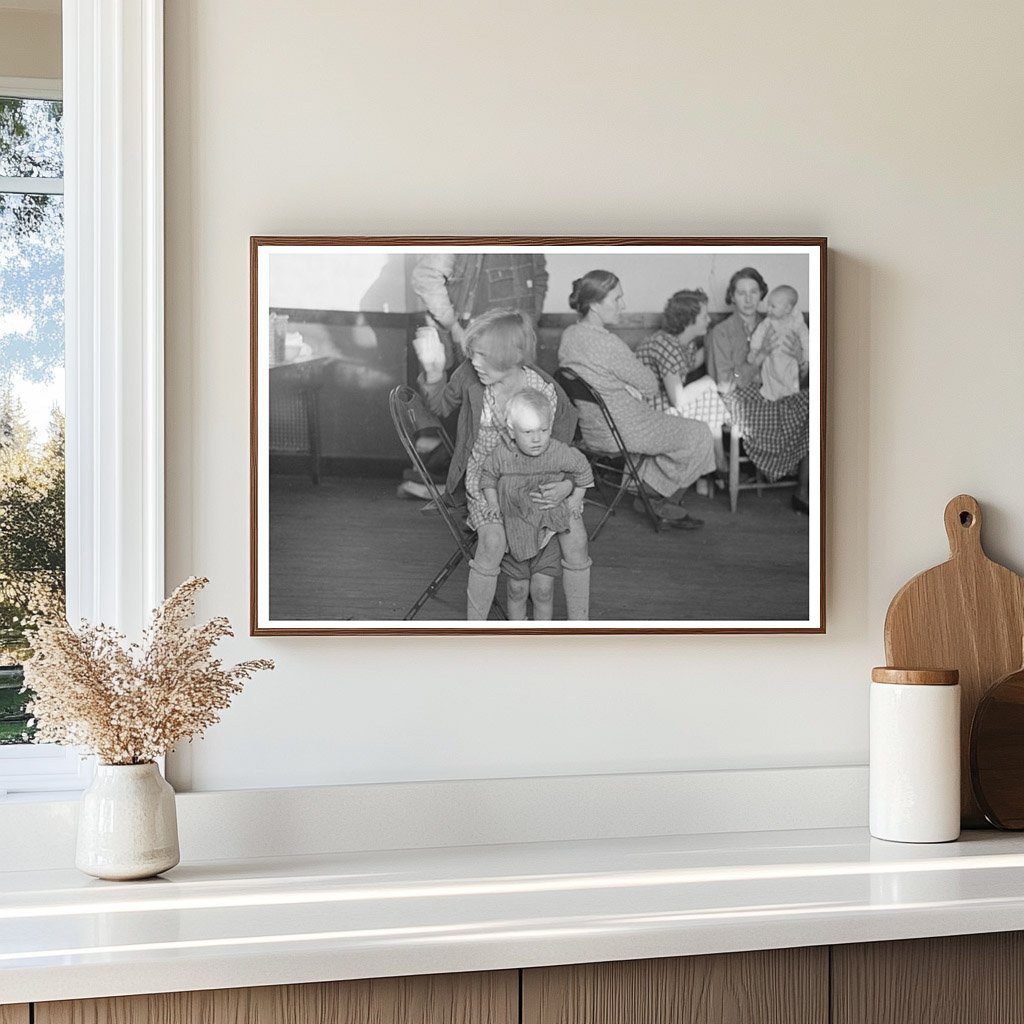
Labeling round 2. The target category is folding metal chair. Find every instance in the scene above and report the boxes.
[388,386,505,620]
[553,368,665,539]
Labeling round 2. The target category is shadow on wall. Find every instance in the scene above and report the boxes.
[267,253,419,467]
[827,248,875,636]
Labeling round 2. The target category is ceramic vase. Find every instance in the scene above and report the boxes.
[76,762,180,880]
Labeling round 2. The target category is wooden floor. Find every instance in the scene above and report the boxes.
[268,474,810,623]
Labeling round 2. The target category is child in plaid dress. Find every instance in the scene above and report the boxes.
[479,389,594,620]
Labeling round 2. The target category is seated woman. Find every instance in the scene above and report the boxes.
[635,288,729,494]
[557,270,715,529]
[704,267,810,513]
[413,308,579,619]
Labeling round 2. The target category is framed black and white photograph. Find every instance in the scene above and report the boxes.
[250,237,826,635]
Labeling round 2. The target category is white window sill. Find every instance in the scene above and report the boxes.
[0,789,87,804]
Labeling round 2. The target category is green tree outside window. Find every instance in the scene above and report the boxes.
[0,94,65,743]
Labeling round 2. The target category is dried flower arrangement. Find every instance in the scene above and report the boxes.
[22,577,273,765]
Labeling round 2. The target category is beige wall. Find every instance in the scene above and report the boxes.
[164,0,1024,791]
[0,10,60,80]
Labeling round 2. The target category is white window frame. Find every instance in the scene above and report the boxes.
[0,77,63,191]
[0,1,164,799]
[0,77,61,101]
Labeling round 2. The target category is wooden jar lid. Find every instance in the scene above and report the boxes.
[871,667,960,686]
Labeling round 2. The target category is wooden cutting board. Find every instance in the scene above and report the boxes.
[884,494,1024,827]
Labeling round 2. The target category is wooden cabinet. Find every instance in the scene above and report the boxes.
[832,932,1024,1024]
[18,933,1024,1024]
[522,948,828,1024]
[35,972,517,1024]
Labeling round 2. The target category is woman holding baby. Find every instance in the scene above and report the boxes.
[704,266,811,513]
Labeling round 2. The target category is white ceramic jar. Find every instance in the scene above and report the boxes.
[870,667,961,843]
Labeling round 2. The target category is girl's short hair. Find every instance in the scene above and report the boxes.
[505,387,553,428]
[464,308,536,372]
[725,267,769,304]
[662,289,709,335]
[568,270,620,318]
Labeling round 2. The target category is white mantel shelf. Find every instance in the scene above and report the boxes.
[5,826,1024,1004]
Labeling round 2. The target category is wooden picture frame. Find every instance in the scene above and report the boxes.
[251,236,826,635]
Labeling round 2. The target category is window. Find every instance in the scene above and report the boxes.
[0,85,65,721]
[0,5,166,799]
[0,79,81,797]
